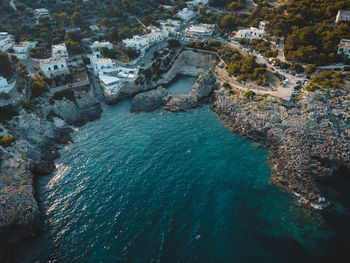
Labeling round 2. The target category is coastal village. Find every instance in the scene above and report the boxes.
[0,0,349,102]
[0,0,350,260]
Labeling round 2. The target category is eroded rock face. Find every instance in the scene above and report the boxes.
[211,87,350,207]
[51,91,102,125]
[130,87,168,112]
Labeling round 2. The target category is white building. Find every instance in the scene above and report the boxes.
[177,8,195,21]
[335,10,350,23]
[13,41,37,59]
[234,22,267,41]
[115,67,138,80]
[159,20,181,36]
[34,8,49,18]
[184,24,215,37]
[0,76,8,91]
[99,75,121,95]
[259,21,267,31]
[0,32,14,52]
[337,39,350,59]
[40,57,69,78]
[52,43,68,58]
[186,0,208,9]
[90,57,115,77]
[123,28,166,52]
[161,5,173,10]
[235,27,265,41]
[91,41,113,58]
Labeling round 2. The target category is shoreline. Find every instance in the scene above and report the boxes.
[1,49,349,260]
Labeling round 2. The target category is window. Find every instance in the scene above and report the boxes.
[54,65,58,70]
[48,67,51,71]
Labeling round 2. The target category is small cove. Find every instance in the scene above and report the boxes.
[15,77,346,262]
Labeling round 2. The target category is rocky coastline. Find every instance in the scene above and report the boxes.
[0,48,349,260]
[211,86,350,209]
[0,87,102,261]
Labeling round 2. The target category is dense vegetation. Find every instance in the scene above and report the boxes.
[239,39,277,58]
[306,71,347,91]
[249,0,350,65]
[189,40,268,86]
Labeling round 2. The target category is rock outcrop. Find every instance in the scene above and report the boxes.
[211,86,350,208]
[130,87,168,112]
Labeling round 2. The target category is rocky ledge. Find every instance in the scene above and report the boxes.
[211,86,350,209]
[130,69,219,113]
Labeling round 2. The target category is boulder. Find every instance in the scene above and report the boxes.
[130,87,168,112]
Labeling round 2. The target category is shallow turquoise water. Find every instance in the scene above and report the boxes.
[16,78,349,262]
[166,76,196,94]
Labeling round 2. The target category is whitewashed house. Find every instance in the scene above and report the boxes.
[335,10,350,23]
[235,27,265,41]
[177,8,195,21]
[337,39,350,59]
[0,32,14,52]
[259,21,267,31]
[34,8,50,19]
[123,28,166,53]
[187,0,208,9]
[0,76,8,92]
[159,20,181,36]
[13,41,37,59]
[234,22,267,41]
[115,67,138,81]
[99,75,121,95]
[90,57,115,77]
[184,24,215,37]
[52,43,68,58]
[40,57,69,78]
[91,41,113,58]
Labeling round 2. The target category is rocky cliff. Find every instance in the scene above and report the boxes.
[211,86,350,208]
[0,88,102,261]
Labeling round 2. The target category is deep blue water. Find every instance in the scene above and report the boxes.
[16,78,350,262]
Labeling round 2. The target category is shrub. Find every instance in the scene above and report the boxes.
[223,82,230,88]
[244,90,256,99]
[305,85,318,92]
[30,80,48,98]
[0,134,15,148]
[305,64,316,75]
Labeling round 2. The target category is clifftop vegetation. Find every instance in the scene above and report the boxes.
[251,0,350,65]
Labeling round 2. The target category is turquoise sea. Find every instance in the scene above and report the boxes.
[16,78,350,262]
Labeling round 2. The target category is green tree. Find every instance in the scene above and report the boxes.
[305,64,316,75]
[0,53,12,78]
[71,12,83,26]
